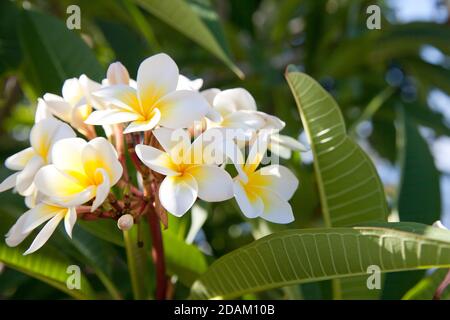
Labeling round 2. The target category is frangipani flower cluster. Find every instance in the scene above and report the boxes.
[0,53,305,255]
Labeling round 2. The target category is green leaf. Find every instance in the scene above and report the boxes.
[397,110,441,227]
[378,22,450,58]
[403,268,450,300]
[123,223,152,299]
[0,214,94,299]
[0,1,21,74]
[133,0,243,78]
[404,59,450,95]
[285,68,388,227]
[78,219,124,247]
[71,227,122,299]
[382,109,442,299]
[163,230,208,286]
[19,9,103,94]
[189,223,450,299]
[187,0,231,57]
[285,68,389,299]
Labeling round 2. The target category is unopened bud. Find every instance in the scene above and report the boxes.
[432,220,448,230]
[107,62,130,85]
[117,214,134,231]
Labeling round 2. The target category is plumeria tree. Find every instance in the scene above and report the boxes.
[0,0,449,300]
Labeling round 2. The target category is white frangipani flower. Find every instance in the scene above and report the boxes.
[86,53,210,133]
[232,139,298,224]
[0,118,76,198]
[6,203,77,255]
[203,88,264,130]
[34,137,123,211]
[42,74,103,135]
[203,87,307,158]
[135,128,233,217]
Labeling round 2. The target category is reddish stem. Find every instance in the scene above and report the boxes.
[434,269,450,300]
[146,203,167,300]
[84,124,97,140]
[125,133,148,175]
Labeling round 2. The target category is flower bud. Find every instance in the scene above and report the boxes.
[432,220,448,230]
[117,214,134,231]
[107,62,130,85]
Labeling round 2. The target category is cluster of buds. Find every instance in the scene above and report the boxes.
[0,53,305,254]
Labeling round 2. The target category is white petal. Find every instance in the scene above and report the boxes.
[64,207,77,238]
[217,136,247,181]
[186,165,233,202]
[260,191,294,224]
[213,88,257,114]
[0,172,19,192]
[271,134,308,152]
[42,94,73,123]
[205,107,223,123]
[91,169,110,211]
[78,74,102,97]
[82,137,123,185]
[15,155,44,195]
[51,138,86,174]
[188,128,228,165]
[185,204,208,244]
[24,212,65,255]
[255,111,285,131]
[24,191,44,209]
[177,74,203,91]
[244,134,269,173]
[254,165,299,200]
[34,165,94,206]
[93,85,141,114]
[159,174,198,217]
[5,147,36,171]
[107,62,131,85]
[85,109,139,125]
[35,98,54,123]
[153,127,182,153]
[22,203,63,234]
[62,77,83,105]
[137,53,179,107]
[201,88,220,106]
[233,180,263,218]
[135,144,180,176]
[157,90,209,129]
[223,110,265,129]
[50,119,76,144]
[30,118,75,161]
[5,213,32,247]
[123,108,161,134]
[153,127,191,162]
[268,140,292,159]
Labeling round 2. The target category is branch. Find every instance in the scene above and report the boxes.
[433,269,450,300]
[125,132,148,175]
[146,202,167,300]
